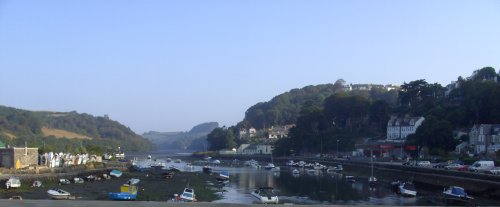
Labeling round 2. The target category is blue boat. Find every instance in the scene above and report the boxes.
[110,169,123,178]
[109,184,137,200]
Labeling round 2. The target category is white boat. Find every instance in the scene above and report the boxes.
[251,187,279,204]
[212,159,221,164]
[369,150,377,185]
[345,175,356,182]
[32,180,42,187]
[47,188,71,200]
[264,163,276,170]
[5,177,21,189]
[73,177,84,184]
[443,186,473,200]
[59,178,70,185]
[286,160,295,166]
[174,159,181,163]
[128,178,140,185]
[398,182,417,197]
[292,169,300,174]
[180,188,196,202]
[102,174,111,180]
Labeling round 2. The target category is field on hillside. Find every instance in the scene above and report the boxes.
[41,127,92,140]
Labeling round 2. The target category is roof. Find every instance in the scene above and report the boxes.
[387,117,424,127]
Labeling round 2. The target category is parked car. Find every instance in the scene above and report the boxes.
[488,167,500,175]
[433,162,448,169]
[444,163,468,171]
[417,161,432,167]
[469,160,495,172]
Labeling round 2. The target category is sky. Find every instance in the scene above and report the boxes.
[1,1,500,133]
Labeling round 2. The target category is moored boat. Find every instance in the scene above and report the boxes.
[180,188,196,202]
[251,187,279,204]
[346,175,356,183]
[264,163,276,170]
[73,177,84,184]
[5,177,21,189]
[59,178,71,185]
[32,180,42,187]
[292,169,300,174]
[398,182,417,197]
[110,169,123,178]
[109,184,138,201]
[202,165,212,173]
[47,188,71,200]
[216,171,230,183]
[442,186,473,204]
[128,178,140,185]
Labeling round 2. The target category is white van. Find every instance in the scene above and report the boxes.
[417,161,432,167]
[469,160,495,172]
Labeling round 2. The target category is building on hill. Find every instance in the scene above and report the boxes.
[386,116,425,141]
[469,124,500,155]
[267,125,294,139]
[0,146,39,169]
[343,83,399,92]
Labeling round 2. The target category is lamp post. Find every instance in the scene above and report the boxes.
[336,139,340,158]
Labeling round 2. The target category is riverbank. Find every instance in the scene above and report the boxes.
[0,169,221,202]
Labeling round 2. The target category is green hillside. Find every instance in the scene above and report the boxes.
[0,106,153,153]
[143,122,218,151]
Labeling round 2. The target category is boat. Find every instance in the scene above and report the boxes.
[264,163,276,170]
[128,178,140,185]
[102,173,111,180]
[346,175,356,182]
[47,188,71,200]
[287,160,295,166]
[108,184,138,201]
[73,177,84,184]
[174,159,181,163]
[170,166,181,172]
[398,182,417,197]
[184,163,194,171]
[59,179,71,185]
[292,169,300,175]
[212,159,221,164]
[251,187,279,204]
[110,169,123,178]
[32,180,42,187]
[180,188,196,202]
[85,174,97,181]
[216,171,230,183]
[442,186,473,204]
[369,150,377,185]
[5,177,21,189]
[202,165,212,173]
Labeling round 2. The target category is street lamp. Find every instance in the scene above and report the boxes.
[336,139,340,158]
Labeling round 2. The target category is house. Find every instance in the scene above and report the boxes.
[469,124,500,154]
[237,144,272,155]
[386,116,425,141]
[267,125,294,139]
[0,147,39,169]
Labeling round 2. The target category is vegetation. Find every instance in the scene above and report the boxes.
[240,67,500,157]
[142,122,218,151]
[0,106,153,153]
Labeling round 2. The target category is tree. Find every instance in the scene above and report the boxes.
[206,127,236,151]
[405,116,457,156]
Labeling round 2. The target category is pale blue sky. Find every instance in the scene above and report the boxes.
[1,1,500,133]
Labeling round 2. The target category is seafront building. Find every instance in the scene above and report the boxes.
[0,146,39,169]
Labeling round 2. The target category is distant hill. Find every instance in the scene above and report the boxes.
[0,105,153,153]
[143,122,218,151]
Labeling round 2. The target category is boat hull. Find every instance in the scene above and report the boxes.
[108,192,137,200]
[251,192,279,204]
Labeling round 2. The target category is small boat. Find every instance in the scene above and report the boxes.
[180,188,196,202]
[216,171,230,183]
[170,166,181,172]
[5,177,21,189]
[287,160,295,166]
[73,177,84,184]
[166,158,172,162]
[398,182,417,197]
[212,159,221,164]
[47,188,71,200]
[102,174,111,180]
[292,169,300,175]
[346,175,356,183]
[59,179,71,185]
[85,175,97,181]
[264,163,276,170]
[174,159,181,163]
[202,165,212,173]
[251,187,279,204]
[442,186,473,204]
[110,170,123,178]
[32,180,42,187]
[109,184,138,200]
[128,178,140,185]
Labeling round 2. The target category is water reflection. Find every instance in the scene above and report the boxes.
[215,167,427,205]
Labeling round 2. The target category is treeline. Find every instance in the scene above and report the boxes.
[0,106,153,153]
[241,82,398,129]
[273,67,500,157]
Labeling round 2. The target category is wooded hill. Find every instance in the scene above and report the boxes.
[0,106,153,153]
[143,122,218,151]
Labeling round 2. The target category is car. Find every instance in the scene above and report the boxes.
[469,161,495,172]
[445,163,465,170]
[417,161,432,167]
[488,167,500,175]
[433,162,448,169]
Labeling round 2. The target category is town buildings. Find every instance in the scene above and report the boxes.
[469,124,500,155]
[0,147,39,169]
[386,116,425,141]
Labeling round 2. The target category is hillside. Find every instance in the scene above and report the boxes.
[143,122,218,151]
[241,81,398,129]
[0,106,153,153]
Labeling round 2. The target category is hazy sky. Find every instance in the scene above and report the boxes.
[1,1,500,133]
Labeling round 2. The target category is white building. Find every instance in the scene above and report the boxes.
[386,116,425,141]
[469,124,500,154]
[237,144,272,155]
